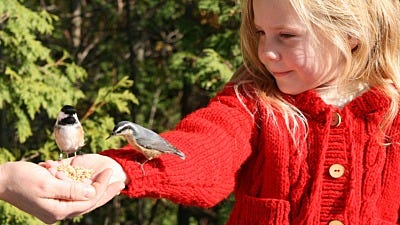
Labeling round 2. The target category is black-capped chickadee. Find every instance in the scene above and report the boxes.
[107,121,185,173]
[54,105,85,160]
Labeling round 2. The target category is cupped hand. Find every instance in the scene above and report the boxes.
[41,154,128,216]
[43,154,128,185]
[0,161,124,224]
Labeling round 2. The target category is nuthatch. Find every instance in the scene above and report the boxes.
[107,121,185,172]
[53,105,85,160]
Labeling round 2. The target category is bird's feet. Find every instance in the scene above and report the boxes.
[136,159,149,175]
[58,152,64,161]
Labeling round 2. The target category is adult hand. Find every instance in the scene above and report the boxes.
[42,154,128,216]
[0,161,124,224]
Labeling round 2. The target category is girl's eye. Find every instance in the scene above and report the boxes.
[279,33,295,39]
[255,30,265,36]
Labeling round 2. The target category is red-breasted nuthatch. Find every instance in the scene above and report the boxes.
[53,105,85,160]
[107,121,185,169]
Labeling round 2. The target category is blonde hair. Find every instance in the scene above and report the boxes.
[233,0,400,137]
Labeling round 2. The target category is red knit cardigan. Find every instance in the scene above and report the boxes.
[101,82,400,225]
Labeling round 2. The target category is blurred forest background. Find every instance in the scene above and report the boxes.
[0,0,242,224]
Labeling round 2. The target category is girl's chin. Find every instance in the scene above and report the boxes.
[277,85,309,95]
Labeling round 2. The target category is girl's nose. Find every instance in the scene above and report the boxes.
[258,39,281,62]
[263,50,280,61]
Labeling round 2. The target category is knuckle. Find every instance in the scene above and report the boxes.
[39,182,53,193]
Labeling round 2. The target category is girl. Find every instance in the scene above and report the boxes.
[49,0,400,224]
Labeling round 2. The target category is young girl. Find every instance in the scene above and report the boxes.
[48,0,400,224]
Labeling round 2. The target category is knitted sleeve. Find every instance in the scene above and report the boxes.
[100,82,258,208]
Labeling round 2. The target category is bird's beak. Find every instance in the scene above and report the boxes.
[105,134,114,140]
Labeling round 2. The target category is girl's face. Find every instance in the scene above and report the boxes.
[253,0,343,95]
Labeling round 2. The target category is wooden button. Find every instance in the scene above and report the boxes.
[329,220,344,225]
[329,164,345,178]
[331,112,342,127]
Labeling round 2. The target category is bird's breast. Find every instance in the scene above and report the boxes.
[125,135,162,160]
[54,125,84,153]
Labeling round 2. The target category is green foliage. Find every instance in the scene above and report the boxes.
[92,76,138,115]
[83,115,120,153]
[170,49,232,92]
[0,0,241,224]
[0,0,137,152]
[81,76,138,152]
[0,203,46,225]
[0,0,137,223]
[0,148,15,164]
[199,0,220,13]
[1,0,86,144]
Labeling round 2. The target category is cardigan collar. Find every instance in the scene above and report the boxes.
[283,87,391,121]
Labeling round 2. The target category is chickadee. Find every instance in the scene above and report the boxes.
[107,121,185,173]
[54,105,85,160]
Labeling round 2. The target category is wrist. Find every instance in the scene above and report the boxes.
[0,162,11,200]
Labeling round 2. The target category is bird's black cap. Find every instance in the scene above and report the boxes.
[61,105,77,115]
[113,121,131,132]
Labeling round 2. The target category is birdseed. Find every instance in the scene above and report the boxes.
[57,164,94,182]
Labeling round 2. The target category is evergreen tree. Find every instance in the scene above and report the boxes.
[0,0,241,224]
[0,1,136,224]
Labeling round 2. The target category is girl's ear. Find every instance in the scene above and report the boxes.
[348,35,359,50]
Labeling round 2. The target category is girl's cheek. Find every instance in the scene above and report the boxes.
[257,44,267,65]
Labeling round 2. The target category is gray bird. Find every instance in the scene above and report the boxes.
[107,121,185,171]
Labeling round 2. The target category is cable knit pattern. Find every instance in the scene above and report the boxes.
[101,83,400,225]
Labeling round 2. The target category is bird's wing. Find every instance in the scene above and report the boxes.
[135,128,178,153]
[136,135,176,152]
[131,122,186,159]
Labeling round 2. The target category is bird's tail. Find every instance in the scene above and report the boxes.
[164,138,186,160]
[174,149,186,160]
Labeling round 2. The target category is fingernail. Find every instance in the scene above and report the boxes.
[120,183,126,189]
[84,187,95,198]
